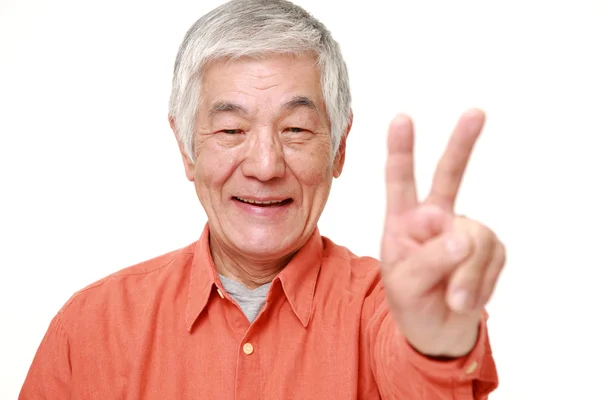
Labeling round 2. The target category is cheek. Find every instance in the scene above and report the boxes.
[194,142,240,191]
[299,163,332,187]
[286,146,333,189]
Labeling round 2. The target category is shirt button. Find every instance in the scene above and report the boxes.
[243,342,254,355]
[465,361,478,374]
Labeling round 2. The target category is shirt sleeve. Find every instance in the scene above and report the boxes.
[362,284,499,399]
[19,313,72,399]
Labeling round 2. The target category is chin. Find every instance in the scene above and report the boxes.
[224,223,304,260]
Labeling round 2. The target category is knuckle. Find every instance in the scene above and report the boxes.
[495,241,507,267]
[471,222,495,247]
[453,217,497,247]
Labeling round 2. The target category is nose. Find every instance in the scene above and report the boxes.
[240,129,285,181]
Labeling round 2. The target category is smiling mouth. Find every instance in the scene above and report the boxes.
[233,197,293,207]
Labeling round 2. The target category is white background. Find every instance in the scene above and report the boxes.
[1,0,599,398]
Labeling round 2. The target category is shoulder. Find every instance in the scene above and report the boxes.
[320,235,384,295]
[321,235,381,273]
[57,242,197,320]
[319,236,392,325]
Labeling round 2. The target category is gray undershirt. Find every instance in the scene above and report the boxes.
[218,274,271,323]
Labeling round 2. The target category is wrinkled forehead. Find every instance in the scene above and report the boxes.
[198,53,326,112]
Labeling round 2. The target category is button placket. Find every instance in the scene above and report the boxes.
[242,342,254,355]
[235,334,261,400]
[465,361,478,374]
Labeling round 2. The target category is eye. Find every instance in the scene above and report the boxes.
[222,129,243,134]
[286,127,305,133]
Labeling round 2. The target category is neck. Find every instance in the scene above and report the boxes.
[209,234,296,289]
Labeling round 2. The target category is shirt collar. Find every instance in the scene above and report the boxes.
[185,223,323,331]
[185,224,219,332]
[274,227,323,327]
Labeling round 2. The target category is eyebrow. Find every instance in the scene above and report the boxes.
[282,96,318,112]
[208,101,248,118]
[207,96,319,119]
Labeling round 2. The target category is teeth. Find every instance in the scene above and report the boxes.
[236,197,285,205]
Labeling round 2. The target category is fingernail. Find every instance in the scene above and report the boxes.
[446,233,470,259]
[391,114,410,127]
[449,289,469,312]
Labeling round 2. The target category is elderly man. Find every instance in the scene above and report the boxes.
[20,1,504,399]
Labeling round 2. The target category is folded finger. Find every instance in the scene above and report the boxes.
[387,231,474,297]
[476,240,506,308]
[445,224,496,313]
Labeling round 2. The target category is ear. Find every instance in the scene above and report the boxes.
[169,115,195,182]
[333,111,353,178]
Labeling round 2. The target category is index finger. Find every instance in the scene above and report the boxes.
[425,109,485,212]
[385,114,419,218]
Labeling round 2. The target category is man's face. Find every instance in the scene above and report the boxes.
[175,53,347,260]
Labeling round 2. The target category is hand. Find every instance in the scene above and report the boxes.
[380,109,506,358]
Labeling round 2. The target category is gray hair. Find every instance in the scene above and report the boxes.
[168,0,352,162]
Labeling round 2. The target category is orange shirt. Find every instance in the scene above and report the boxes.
[20,225,498,399]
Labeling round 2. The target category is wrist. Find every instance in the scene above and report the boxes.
[407,324,480,359]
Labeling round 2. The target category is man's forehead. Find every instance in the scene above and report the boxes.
[202,54,320,85]
[199,54,325,115]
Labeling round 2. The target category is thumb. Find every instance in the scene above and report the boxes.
[386,231,474,296]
